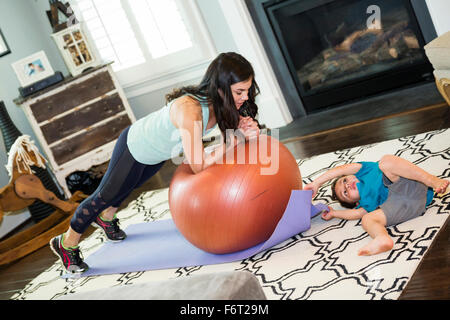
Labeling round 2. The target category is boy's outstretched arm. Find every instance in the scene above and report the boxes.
[322,207,367,221]
[304,163,362,197]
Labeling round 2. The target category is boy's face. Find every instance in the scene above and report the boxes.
[334,175,360,204]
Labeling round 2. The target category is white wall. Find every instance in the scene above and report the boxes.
[426,0,450,35]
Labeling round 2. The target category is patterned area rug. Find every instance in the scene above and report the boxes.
[11,129,449,300]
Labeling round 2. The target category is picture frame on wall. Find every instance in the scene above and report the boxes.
[0,28,11,57]
[11,50,55,87]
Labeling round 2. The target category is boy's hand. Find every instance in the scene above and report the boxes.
[321,206,335,220]
[303,182,319,197]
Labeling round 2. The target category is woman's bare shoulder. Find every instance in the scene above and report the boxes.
[171,95,202,126]
[173,95,201,111]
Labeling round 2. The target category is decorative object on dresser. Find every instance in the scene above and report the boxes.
[51,22,100,76]
[0,101,65,222]
[18,71,64,98]
[424,30,450,106]
[46,0,99,76]
[0,28,11,57]
[11,51,55,87]
[11,50,64,98]
[14,64,136,197]
[46,0,79,33]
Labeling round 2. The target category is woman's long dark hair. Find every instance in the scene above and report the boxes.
[165,52,260,134]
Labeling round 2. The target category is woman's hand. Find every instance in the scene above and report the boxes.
[238,116,259,139]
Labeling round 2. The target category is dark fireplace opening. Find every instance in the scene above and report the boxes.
[246,0,438,116]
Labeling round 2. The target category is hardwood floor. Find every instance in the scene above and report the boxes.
[0,103,448,300]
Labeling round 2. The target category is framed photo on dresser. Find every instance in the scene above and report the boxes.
[11,50,55,87]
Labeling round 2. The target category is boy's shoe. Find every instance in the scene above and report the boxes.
[92,216,127,242]
[49,235,89,274]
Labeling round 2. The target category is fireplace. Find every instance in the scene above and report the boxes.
[246,0,438,117]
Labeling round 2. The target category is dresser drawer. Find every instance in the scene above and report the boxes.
[40,93,125,144]
[30,71,115,123]
[50,115,132,165]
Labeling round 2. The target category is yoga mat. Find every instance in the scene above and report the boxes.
[67,190,328,278]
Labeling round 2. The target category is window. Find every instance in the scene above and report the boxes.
[70,0,216,91]
[129,0,193,58]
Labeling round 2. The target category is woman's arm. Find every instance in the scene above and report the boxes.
[203,134,243,167]
[174,98,243,174]
[177,105,210,174]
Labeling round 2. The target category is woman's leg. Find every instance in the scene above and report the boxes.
[52,127,166,272]
[62,226,82,248]
[64,126,143,246]
[358,209,394,256]
[99,207,119,222]
[98,161,166,221]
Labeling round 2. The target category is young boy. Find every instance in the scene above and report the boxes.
[304,155,448,256]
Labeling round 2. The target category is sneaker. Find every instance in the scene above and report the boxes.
[49,235,89,274]
[92,216,127,242]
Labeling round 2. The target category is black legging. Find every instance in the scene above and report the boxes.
[70,126,165,234]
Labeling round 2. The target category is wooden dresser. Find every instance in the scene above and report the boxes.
[15,64,136,197]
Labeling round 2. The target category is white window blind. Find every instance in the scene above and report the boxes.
[70,0,216,90]
[130,0,193,58]
[73,0,145,71]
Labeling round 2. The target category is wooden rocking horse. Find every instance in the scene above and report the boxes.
[0,135,87,265]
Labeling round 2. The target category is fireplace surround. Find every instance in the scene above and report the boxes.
[245,0,438,118]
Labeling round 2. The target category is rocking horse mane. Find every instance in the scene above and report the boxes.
[5,135,46,180]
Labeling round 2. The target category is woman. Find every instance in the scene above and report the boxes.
[50,52,261,273]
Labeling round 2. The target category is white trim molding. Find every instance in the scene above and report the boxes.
[426,0,450,36]
[123,59,211,99]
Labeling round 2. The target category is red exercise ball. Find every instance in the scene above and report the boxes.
[168,134,302,254]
